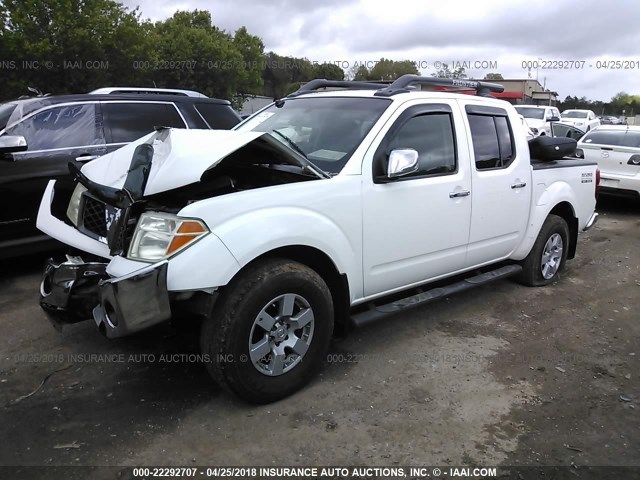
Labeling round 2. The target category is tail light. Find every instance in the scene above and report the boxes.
[595,167,601,199]
[628,155,640,165]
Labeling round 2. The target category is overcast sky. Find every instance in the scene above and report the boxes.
[124,0,640,102]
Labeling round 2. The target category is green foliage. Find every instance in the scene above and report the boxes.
[431,63,467,79]
[367,58,418,81]
[558,92,639,116]
[0,0,154,97]
[346,58,418,82]
[313,62,344,81]
[484,73,504,80]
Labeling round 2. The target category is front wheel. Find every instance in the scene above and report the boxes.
[518,214,569,287]
[201,258,334,403]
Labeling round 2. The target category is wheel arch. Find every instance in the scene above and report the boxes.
[549,201,578,259]
[230,245,351,337]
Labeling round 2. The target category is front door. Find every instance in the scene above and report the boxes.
[362,102,472,297]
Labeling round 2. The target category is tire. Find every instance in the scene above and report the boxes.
[201,258,334,403]
[518,214,569,287]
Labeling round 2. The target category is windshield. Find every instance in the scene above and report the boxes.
[236,96,391,174]
[562,111,588,119]
[514,107,545,120]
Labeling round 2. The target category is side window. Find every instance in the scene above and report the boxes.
[4,103,104,151]
[194,103,240,129]
[102,102,185,144]
[468,114,515,170]
[386,113,457,178]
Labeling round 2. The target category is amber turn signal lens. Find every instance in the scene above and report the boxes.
[166,220,208,255]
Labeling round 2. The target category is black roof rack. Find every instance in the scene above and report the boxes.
[286,74,504,99]
[374,75,504,97]
[287,79,391,98]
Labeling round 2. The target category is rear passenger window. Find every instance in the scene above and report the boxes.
[387,113,457,178]
[195,103,240,129]
[468,114,515,170]
[582,130,640,148]
[102,103,185,143]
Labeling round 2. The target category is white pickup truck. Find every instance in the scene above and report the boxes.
[37,76,599,403]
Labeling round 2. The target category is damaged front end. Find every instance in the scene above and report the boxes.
[40,256,171,338]
[38,128,324,338]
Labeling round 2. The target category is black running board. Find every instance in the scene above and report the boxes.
[350,264,522,328]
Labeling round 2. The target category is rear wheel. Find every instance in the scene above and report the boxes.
[518,214,569,287]
[201,258,334,403]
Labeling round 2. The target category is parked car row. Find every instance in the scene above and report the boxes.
[598,115,626,125]
[561,109,601,132]
[577,125,640,200]
[0,88,241,258]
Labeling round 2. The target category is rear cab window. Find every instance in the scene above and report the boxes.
[465,105,515,170]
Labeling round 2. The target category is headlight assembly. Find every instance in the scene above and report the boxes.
[66,183,88,227]
[127,212,209,262]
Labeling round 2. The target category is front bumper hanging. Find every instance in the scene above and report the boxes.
[40,257,171,338]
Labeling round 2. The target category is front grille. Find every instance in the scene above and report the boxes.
[81,195,108,238]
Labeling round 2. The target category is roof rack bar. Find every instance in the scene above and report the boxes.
[287,79,388,98]
[374,74,504,97]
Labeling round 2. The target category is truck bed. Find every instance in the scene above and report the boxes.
[531,158,598,170]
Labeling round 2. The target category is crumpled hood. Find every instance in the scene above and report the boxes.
[80,129,265,196]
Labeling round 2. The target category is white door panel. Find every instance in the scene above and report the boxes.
[362,100,472,297]
[363,173,471,295]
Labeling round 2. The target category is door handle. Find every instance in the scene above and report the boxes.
[449,190,470,198]
[511,182,527,189]
[75,154,99,162]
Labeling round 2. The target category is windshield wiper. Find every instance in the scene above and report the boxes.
[272,129,308,159]
[270,129,331,179]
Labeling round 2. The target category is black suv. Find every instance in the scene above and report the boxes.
[0,90,240,258]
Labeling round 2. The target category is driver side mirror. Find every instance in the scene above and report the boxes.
[0,135,28,155]
[548,115,560,122]
[387,148,419,179]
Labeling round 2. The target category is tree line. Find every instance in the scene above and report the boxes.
[0,0,636,115]
[0,0,415,105]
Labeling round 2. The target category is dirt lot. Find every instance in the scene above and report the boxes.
[0,196,638,478]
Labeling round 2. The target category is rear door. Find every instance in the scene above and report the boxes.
[464,103,531,265]
[580,129,640,178]
[0,102,106,242]
[362,100,472,297]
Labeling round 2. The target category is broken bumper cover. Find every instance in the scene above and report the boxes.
[40,258,171,338]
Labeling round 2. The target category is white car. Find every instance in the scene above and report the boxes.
[36,76,599,403]
[577,125,640,199]
[514,105,561,136]
[561,109,601,132]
